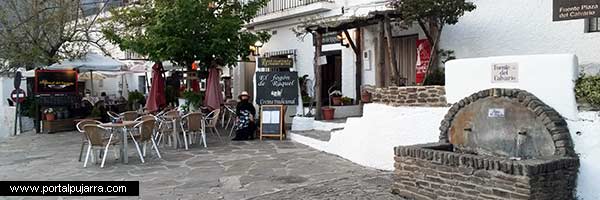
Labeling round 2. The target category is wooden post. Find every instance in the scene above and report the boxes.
[378,20,386,87]
[384,16,399,86]
[314,31,323,120]
[354,28,363,101]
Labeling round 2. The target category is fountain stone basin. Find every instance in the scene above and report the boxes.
[392,88,579,200]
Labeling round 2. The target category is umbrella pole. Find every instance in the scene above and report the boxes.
[145,72,150,93]
[90,70,94,96]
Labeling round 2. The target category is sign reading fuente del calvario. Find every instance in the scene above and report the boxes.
[553,0,600,21]
[257,58,293,68]
[35,70,78,94]
[256,72,299,105]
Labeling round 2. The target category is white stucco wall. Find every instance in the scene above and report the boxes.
[441,0,600,70]
[445,54,579,120]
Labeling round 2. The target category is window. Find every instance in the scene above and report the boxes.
[588,17,600,33]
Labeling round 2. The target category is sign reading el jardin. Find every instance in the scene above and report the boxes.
[553,0,600,21]
[257,58,293,68]
[256,72,299,105]
[491,63,519,83]
[35,70,78,94]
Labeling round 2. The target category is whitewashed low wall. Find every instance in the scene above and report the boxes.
[0,107,18,139]
[323,104,449,170]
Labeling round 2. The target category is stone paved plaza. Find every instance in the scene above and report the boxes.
[0,130,398,200]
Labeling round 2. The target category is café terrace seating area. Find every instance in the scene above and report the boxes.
[76,106,238,168]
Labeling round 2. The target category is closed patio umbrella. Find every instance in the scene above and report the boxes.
[203,67,223,110]
[145,62,166,113]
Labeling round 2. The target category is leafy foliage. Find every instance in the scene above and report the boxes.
[102,0,271,69]
[423,67,445,86]
[182,90,204,109]
[127,90,145,110]
[20,95,37,118]
[575,74,600,108]
[0,0,112,70]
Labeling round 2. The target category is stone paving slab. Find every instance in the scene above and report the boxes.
[289,130,332,142]
[0,130,396,199]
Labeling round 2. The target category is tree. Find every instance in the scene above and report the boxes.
[102,0,270,71]
[388,0,476,83]
[0,0,112,72]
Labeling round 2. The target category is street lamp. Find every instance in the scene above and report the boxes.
[251,41,263,56]
[337,32,350,48]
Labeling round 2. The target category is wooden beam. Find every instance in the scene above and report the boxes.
[343,30,359,55]
[313,32,323,120]
[378,20,386,87]
[384,16,399,86]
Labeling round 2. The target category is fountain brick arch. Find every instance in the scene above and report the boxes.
[438,88,576,158]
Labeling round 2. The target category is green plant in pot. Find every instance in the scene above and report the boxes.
[341,96,353,106]
[330,90,342,106]
[127,91,145,110]
[182,90,203,112]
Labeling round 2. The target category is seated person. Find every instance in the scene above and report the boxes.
[232,91,256,141]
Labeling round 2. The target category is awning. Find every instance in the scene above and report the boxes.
[47,52,127,72]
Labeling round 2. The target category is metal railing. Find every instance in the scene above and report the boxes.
[256,0,334,16]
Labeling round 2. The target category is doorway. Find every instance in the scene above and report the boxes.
[321,50,342,105]
[393,35,418,85]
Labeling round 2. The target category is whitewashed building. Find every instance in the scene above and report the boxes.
[234,0,600,117]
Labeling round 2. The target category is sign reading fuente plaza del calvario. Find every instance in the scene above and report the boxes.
[553,0,600,21]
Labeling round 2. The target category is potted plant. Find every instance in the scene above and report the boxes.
[361,90,372,103]
[330,90,342,106]
[127,91,145,110]
[43,108,56,121]
[322,107,335,120]
[341,96,353,106]
[182,90,203,112]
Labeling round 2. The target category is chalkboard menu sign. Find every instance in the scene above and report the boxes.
[256,72,299,105]
[35,70,78,94]
[260,105,285,140]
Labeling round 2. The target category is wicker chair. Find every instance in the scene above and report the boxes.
[181,112,207,148]
[107,111,120,121]
[129,119,162,161]
[204,109,222,142]
[82,125,120,168]
[120,111,139,121]
[135,114,157,122]
[76,119,101,162]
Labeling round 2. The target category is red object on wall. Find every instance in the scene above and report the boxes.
[416,39,431,84]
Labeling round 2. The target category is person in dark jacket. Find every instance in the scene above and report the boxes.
[232,91,256,140]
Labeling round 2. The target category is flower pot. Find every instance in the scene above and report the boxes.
[331,96,342,106]
[45,114,56,121]
[322,107,335,120]
[361,92,372,103]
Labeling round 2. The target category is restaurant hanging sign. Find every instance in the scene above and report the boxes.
[416,39,431,84]
[257,57,293,68]
[35,70,78,94]
[553,0,600,21]
[256,71,299,105]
